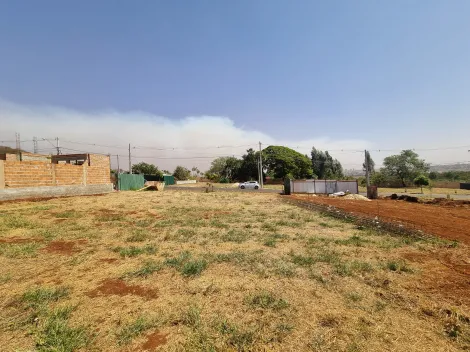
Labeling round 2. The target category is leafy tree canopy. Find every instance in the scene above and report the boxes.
[173,165,191,181]
[132,162,162,177]
[263,146,313,179]
[311,147,344,179]
[381,150,429,187]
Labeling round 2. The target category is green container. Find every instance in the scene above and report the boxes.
[163,175,175,186]
[118,174,145,191]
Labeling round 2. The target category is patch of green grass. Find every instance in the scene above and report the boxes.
[273,260,296,277]
[263,233,288,248]
[98,213,125,222]
[346,292,363,302]
[210,220,229,229]
[0,243,40,258]
[335,235,370,247]
[168,228,197,242]
[123,260,163,278]
[318,222,334,228]
[126,229,150,242]
[290,253,315,266]
[183,305,202,328]
[181,260,208,277]
[221,229,249,243]
[36,306,90,352]
[54,211,78,219]
[164,252,208,277]
[36,228,58,241]
[247,292,289,311]
[116,316,155,346]
[31,205,55,211]
[0,214,36,230]
[134,219,154,227]
[315,249,342,264]
[384,260,413,273]
[113,244,157,258]
[21,286,69,309]
[261,222,278,232]
[0,273,12,284]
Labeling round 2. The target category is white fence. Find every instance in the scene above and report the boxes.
[290,180,358,194]
[175,180,197,185]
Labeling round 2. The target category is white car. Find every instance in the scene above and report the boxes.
[239,181,260,189]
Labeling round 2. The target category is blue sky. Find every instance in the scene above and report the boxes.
[1,0,470,169]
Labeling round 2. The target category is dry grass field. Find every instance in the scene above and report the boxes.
[0,191,469,351]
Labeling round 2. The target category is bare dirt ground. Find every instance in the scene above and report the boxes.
[288,195,470,245]
[0,191,469,351]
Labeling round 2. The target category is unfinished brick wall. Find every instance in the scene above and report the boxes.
[1,153,111,188]
[54,164,84,186]
[4,161,54,188]
[87,154,111,184]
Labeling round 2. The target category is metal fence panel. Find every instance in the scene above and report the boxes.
[118,174,145,191]
[290,179,358,194]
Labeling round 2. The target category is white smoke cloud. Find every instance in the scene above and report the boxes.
[0,99,375,173]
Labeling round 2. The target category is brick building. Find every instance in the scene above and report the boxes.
[0,152,113,200]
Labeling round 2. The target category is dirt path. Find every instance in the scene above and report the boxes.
[288,196,470,245]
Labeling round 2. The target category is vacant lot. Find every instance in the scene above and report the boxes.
[0,191,469,351]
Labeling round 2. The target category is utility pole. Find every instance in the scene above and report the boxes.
[15,132,21,160]
[128,144,132,174]
[365,150,370,187]
[55,137,60,155]
[259,141,264,188]
[33,137,38,154]
[117,155,120,174]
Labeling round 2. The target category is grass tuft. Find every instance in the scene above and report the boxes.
[123,260,163,278]
[22,286,69,309]
[247,292,289,311]
[36,306,90,352]
[113,244,157,258]
[116,316,155,346]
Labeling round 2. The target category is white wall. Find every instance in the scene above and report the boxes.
[175,179,197,185]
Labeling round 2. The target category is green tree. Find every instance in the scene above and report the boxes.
[370,171,387,187]
[428,171,438,180]
[381,150,429,187]
[173,166,191,181]
[238,148,260,181]
[414,174,430,193]
[206,156,242,182]
[311,147,344,179]
[263,146,313,179]
[131,162,162,178]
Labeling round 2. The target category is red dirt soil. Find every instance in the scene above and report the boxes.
[87,279,158,299]
[289,196,470,245]
[141,330,168,350]
[42,240,87,255]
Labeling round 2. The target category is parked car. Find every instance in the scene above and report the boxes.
[239,181,260,189]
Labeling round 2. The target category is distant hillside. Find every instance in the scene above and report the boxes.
[0,145,23,154]
[429,163,470,172]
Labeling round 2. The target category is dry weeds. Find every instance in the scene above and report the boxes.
[0,190,469,351]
